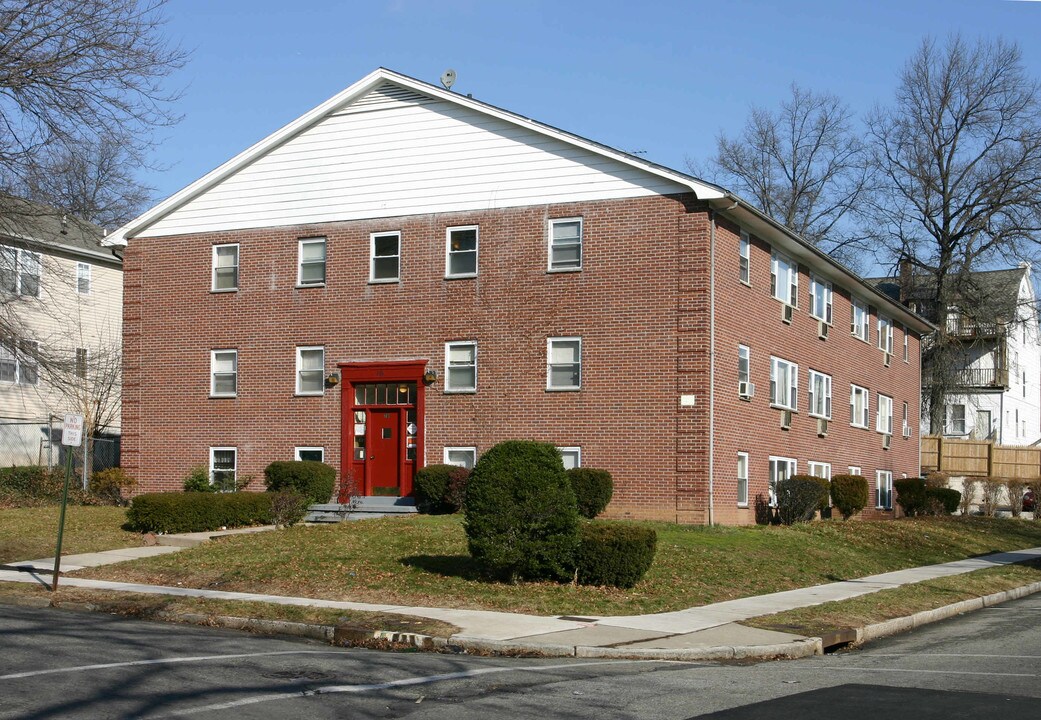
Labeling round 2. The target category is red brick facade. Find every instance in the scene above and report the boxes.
[122,193,921,523]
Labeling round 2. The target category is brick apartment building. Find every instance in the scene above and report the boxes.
[109,68,930,524]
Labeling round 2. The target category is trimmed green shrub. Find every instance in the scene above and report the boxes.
[831,474,869,520]
[0,465,64,499]
[183,466,214,493]
[263,461,336,504]
[125,492,272,533]
[575,521,657,588]
[89,468,137,506]
[414,464,469,514]
[926,487,961,515]
[774,478,823,525]
[567,468,613,519]
[894,478,928,517]
[792,474,830,514]
[464,440,580,582]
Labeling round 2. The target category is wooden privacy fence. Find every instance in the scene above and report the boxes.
[922,435,1041,480]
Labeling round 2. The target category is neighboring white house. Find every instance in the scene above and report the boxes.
[872,263,1040,446]
[0,200,123,467]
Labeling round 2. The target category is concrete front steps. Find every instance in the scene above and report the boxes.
[305,496,418,523]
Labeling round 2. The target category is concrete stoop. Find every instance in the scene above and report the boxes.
[305,496,418,523]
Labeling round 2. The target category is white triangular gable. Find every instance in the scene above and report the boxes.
[114,69,722,242]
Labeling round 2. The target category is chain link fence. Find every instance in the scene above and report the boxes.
[0,417,120,489]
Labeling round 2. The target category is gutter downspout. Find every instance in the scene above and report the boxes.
[708,210,716,526]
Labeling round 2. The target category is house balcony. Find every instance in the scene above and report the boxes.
[945,316,1006,340]
[924,367,1009,390]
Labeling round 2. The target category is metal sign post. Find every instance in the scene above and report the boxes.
[52,414,84,592]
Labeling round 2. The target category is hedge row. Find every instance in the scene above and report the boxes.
[125,492,272,533]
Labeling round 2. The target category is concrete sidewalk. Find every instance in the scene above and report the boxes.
[3,531,1041,660]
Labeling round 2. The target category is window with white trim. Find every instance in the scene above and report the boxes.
[808,370,832,419]
[810,275,832,324]
[739,231,750,284]
[851,297,869,341]
[370,231,400,282]
[295,447,324,462]
[877,393,893,435]
[557,446,581,470]
[850,384,869,428]
[878,314,893,354]
[76,262,91,294]
[210,350,237,397]
[445,341,477,392]
[902,401,910,436]
[770,250,798,305]
[210,447,237,492]
[444,447,477,469]
[547,337,581,390]
[769,356,798,410]
[0,246,41,297]
[768,456,797,506]
[808,461,831,481]
[876,470,893,510]
[296,346,324,395]
[947,404,966,435]
[548,218,582,271]
[0,340,36,385]
[737,452,749,507]
[848,465,862,476]
[297,238,326,286]
[212,244,239,291]
[738,345,750,392]
[903,326,909,362]
[446,226,478,278]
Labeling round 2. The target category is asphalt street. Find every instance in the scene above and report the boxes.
[1,593,1039,719]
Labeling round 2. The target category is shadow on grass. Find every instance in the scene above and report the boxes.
[400,554,497,583]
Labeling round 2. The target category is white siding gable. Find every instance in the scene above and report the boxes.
[140,81,690,238]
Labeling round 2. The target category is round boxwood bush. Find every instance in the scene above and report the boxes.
[926,487,961,515]
[830,474,869,520]
[414,463,469,514]
[774,477,824,525]
[575,521,657,588]
[567,468,613,519]
[464,440,580,582]
[263,461,335,505]
[895,477,928,516]
[791,474,830,514]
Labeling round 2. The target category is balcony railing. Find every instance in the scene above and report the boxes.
[945,316,1006,339]
[925,367,1009,389]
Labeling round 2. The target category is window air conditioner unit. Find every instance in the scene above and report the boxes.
[782,304,794,324]
[781,409,792,430]
[738,381,755,399]
[817,418,828,437]
[882,433,891,450]
[883,352,892,367]
[818,320,829,340]
[903,425,912,438]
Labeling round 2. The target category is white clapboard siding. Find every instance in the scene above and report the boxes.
[140,83,689,237]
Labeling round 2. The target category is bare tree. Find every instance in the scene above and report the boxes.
[695,83,867,260]
[865,36,1041,431]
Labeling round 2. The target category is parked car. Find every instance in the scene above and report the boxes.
[1024,490,1036,514]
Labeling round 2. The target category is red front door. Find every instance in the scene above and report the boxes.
[368,409,400,495]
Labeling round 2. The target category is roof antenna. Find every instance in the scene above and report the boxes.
[440,69,456,91]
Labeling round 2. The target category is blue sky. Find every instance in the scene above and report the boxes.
[145,0,1041,202]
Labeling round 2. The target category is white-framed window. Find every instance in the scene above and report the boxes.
[903,327,909,362]
[446,225,478,278]
[769,356,798,410]
[947,404,966,435]
[737,452,749,507]
[902,401,910,436]
[810,275,832,324]
[547,337,582,391]
[878,314,893,354]
[768,456,797,506]
[851,297,869,341]
[738,345,750,391]
[548,218,582,272]
[445,341,477,393]
[0,246,41,297]
[808,461,831,480]
[297,238,326,286]
[876,470,893,510]
[295,447,324,463]
[739,231,750,284]
[296,346,325,395]
[848,465,862,476]
[444,446,477,469]
[770,250,798,306]
[850,384,869,428]
[212,244,239,291]
[75,347,88,379]
[0,339,36,385]
[370,231,400,283]
[209,447,237,492]
[76,262,91,294]
[877,393,894,435]
[557,446,581,470]
[808,370,832,419]
[210,350,237,397]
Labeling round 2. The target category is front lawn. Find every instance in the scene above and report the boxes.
[77,514,1041,616]
[0,506,142,564]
